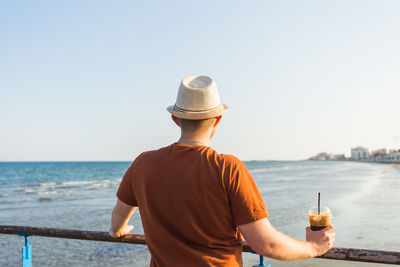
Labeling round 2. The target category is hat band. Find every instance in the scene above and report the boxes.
[173,104,223,113]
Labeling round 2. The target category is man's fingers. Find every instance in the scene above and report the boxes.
[307,225,334,233]
[321,225,334,233]
[109,225,134,238]
[324,231,335,242]
[109,227,119,238]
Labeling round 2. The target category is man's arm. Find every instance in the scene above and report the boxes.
[238,218,335,260]
[109,199,137,238]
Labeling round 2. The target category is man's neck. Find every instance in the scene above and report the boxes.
[177,139,209,146]
[177,131,211,146]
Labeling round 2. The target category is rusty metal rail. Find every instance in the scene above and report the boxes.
[1,225,400,265]
[0,225,146,245]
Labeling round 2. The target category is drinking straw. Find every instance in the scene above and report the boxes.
[318,192,320,215]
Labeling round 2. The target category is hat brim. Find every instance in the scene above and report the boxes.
[167,104,229,120]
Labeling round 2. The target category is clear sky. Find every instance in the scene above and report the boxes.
[1,1,399,161]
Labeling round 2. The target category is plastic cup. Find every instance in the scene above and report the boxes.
[308,206,332,231]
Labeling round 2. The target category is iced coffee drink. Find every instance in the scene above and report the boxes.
[308,206,332,231]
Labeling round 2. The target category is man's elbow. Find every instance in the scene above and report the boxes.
[257,243,294,261]
[258,243,278,260]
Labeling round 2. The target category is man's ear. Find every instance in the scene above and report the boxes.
[171,115,181,127]
[214,116,222,127]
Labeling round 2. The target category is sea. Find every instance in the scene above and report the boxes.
[1,160,399,267]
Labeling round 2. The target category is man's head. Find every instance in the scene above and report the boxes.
[167,75,229,120]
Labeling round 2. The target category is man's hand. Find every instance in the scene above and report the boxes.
[109,224,134,238]
[306,225,335,257]
[110,199,137,238]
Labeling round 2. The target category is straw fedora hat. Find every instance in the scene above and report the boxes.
[167,75,229,120]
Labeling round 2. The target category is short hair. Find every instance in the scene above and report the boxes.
[178,117,217,132]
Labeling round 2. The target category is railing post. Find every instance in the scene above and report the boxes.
[251,250,271,267]
[17,233,32,267]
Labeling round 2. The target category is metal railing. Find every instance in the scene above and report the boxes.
[1,225,400,266]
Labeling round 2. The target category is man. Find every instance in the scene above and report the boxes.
[110,75,335,266]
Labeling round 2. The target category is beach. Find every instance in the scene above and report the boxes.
[1,161,399,266]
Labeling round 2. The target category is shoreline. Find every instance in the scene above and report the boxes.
[354,160,400,169]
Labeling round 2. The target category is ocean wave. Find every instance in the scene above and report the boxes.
[0,193,8,197]
[56,185,84,190]
[22,189,58,196]
[16,177,121,196]
[37,191,57,195]
[58,180,94,186]
[26,182,57,187]
[84,183,108,190]
[62,190,75,194]
[59,179,111,186]
[251,166,292,173]
[24,179,112,188]
[39,182,57,186]
[24,189,37,194]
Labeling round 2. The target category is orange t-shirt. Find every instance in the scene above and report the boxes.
[117,143,268,267]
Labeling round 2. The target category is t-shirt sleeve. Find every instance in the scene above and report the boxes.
[224,157,269,226]
[116,160,139,206]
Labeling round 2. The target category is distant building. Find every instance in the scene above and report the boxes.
[389,151,400,161]
[309,152,344,161]
[371,148,387,161]
[351,147,370,160]
[332,154,345,160]
[372,148,387,156]
[316,152,330,160]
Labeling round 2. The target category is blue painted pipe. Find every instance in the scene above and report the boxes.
[251,250,271,267]
[17,233,32,267]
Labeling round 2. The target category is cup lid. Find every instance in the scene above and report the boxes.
[308,206,331,215]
